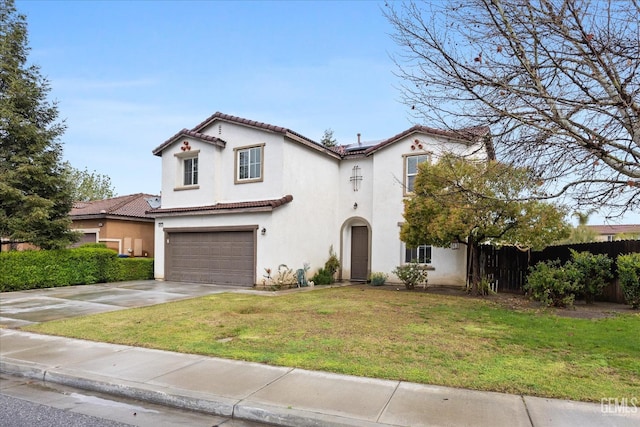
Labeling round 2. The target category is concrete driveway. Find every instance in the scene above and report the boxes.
[0,280,244,329]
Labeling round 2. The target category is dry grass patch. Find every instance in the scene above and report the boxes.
[24,286,640,402]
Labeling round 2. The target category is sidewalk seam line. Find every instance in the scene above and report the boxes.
[521,395,535,427]
[376,380,401,423]
[231,366,295,419]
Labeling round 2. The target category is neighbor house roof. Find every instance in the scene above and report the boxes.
[586,224,640,236]
[149,195,294,217]
[70,193,158,221]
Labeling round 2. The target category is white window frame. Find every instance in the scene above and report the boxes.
[173,150,200,190]
[183,157,198,186]
[404,244,432,265]
[403,153,431,194]
[234,144,264,184]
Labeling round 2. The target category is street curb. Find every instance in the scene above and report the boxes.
[1,358,391,427]
[1,358,233,417]
[234,400,397,427]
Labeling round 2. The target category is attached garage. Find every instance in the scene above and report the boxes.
[165,227,256,286]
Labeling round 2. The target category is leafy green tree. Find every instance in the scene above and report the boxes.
[557,211,598,244]
[400,154,570,294]
[0,0,77,250]
[320,128,337,147]
[63,163,116,201]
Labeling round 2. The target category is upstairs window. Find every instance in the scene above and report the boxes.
[235,144,264,183]
[183,157,198,186]
[405,154,430,193]
[174,148,200,190]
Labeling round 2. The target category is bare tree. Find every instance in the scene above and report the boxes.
[385,0,640,218]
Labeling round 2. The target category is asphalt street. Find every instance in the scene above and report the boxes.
[0,373,273,427]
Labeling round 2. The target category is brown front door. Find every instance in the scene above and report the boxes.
[351,226,368,281]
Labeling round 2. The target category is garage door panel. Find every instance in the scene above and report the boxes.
[166,231,255,286]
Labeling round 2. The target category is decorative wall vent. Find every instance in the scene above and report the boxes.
[411,139,424,151]
[350,165,363,192]
[181,141,192,151]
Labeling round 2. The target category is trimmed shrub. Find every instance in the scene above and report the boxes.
[324,246,341,277]
[392,261,428,290]
[0,248,154,292]
[570,249,613,304]
[525,259,581,307]
[369,272,388,286]
[311,268,334,286]
[116,257,154,281]
[310,247,341,286]
[617,253,640,309]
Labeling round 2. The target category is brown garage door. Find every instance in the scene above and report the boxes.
[70,232,97,248]
[166,230,255,286]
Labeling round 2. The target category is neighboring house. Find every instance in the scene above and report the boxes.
[0,240,37,252]
[586,224,640,242]
[150,112,492,287]
[70,193,157,257]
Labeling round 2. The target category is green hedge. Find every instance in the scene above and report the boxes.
[617,253,640,309]
[0,248,154,292]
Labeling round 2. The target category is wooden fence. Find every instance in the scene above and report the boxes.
[478,240,640,303]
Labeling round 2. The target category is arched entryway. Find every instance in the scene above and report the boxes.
[340,217,371,282]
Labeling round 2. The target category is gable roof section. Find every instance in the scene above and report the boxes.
[359,125,494,159]
[149,195,294,217]
[153,112,341,160]
[152,129,226,156]
[70,193,158,221]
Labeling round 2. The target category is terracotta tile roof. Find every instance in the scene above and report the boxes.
[155,111,493,162]
[149,195,294,216]
[70,193,158,219]
[152,128,226,156]
[586,224,640,235]
[193,112,290,135]
[361,125,494,158]
[153,111,341,159]
[194,112,337,157]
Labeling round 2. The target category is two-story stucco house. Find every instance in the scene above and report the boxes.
[150,112,492,287]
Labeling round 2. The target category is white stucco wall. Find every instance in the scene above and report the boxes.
[154,117,487,286]
[154,119,343,283]
[363,132,483,286]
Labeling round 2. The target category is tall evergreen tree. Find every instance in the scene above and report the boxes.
[320,128,337,147]
[0,0,76,250]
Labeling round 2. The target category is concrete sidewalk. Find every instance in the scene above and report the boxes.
[1,329,637,427]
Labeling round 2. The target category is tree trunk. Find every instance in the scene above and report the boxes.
[467,236,481,295]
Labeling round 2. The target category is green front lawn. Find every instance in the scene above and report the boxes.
[23,286,640,402]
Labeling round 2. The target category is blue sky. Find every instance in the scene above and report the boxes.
[17,0,408,195]
[14,0,639,225]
